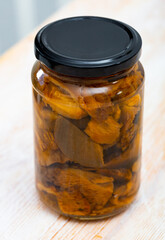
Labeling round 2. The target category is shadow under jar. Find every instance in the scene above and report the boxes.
[31,17,144,220]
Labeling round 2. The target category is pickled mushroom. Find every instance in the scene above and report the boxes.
[111,173,140,205]
[120,123,138,151]
[120,106,139,129]
[132,160,141,172]
[85,116,122,145]
[54,116,104,168]
[33,93,58,130]
[79,87,113,121]
[42,81,87,119]
[80,170,114,186]
[119,94,141,151]
[103,144,122,162]
[124,94,141,108]
[120,95,141,131]
[55,189,91,216]
[37,182,57,196]
[35,130,58,152]
[90,206,116,216]
[81,179,113,210]
[37,182,91,216]
[107,67,143,101]
[34,97,58,122]
[113,184,128,198]
[44,73,81,101]
[110,193,135,207]
[113,104,121,121]
[35,148,69,166]
[43,167,113,188]
[104,132,142,168]
[44,90,87,119]
[42,167,114,211]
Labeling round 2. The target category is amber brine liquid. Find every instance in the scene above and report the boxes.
[32,61,144,219]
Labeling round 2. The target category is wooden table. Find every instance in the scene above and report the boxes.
[0,0,165,239]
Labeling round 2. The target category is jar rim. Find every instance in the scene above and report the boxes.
[34,16,142,77]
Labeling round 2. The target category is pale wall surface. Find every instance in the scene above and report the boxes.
[0,0,71,55]
[0,0,165,239]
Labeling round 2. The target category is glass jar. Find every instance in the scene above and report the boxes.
[32,17,144,220]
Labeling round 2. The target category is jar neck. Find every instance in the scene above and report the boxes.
[40,61,138,85]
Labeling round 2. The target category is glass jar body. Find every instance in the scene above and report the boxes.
[32,61,144,220]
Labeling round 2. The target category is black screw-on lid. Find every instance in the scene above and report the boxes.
[34,16,142,77]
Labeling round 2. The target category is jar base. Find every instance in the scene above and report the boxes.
[37,188,136,221]
[60,205,130,220]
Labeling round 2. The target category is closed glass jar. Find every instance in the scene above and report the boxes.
[32,17,144,220]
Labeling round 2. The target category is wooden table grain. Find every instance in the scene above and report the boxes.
[0,0,165,239]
